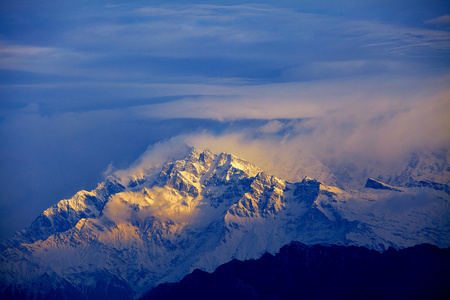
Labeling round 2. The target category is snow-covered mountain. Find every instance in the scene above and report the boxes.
[1,146,449,299]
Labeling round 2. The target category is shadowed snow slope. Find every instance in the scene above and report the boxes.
[1,147,449,299]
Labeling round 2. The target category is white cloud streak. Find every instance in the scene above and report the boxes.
[0,42,95,75]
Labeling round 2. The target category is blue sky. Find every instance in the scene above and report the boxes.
[1,0,449,240]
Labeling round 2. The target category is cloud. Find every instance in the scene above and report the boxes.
[0,42,93,75]
[110,77,450,187]
[371,191,442,214]
[102,195,133,224]
[343,20,450,57]
[133,95,323,121]
[297,89,450,163]
[129,75,450,160]
[135,4,274,21]
[102,186,199,224]
[126,75,449,185]
[65,4,284,62]
[425,15,450,25]
[2,2,449,86]
[0,43,54,56]
[258,120,285,134]
[112,140,193,183]
[182,132,340,185]
[281,60,415,81]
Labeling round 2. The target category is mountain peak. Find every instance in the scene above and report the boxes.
[1,146,449,300]
[365,178,403,192]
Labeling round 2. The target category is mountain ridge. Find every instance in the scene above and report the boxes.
[141,242,450,300]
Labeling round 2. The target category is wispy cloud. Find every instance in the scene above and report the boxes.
[134,4,285,21]
[0,43,54,56]
[0,42,94,75]
[2,3,449,84]
[346,20,450,57]
[425,14,450,25]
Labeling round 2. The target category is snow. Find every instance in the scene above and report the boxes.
[319,183,343,194]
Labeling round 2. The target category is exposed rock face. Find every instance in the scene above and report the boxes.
[365,178,403,192]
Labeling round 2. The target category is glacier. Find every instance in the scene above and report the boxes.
[0,146,449,299]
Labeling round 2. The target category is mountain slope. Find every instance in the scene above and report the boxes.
[1,147,449,299]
